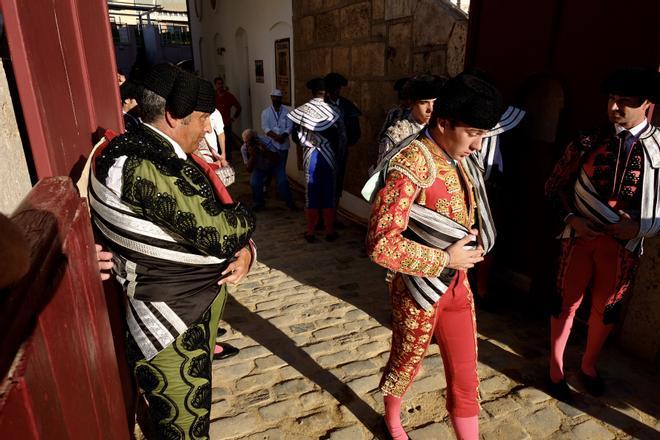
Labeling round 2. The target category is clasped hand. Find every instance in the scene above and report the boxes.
[446,229,484,271]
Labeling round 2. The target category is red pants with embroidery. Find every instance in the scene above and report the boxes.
[556,235,638,325]
[379,270,479,417]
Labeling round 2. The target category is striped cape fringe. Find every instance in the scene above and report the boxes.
[287,98,339,131]
[401,204,479,310]
[476,106,526,180]
[560,125,660,254]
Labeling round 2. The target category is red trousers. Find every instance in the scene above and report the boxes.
[556,235,638,325]
[380,270,479,417]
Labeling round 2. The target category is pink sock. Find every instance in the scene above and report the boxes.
[549,316,573,383]
[451,415,479,440]
[581,319,613,377]
[214,344,223,355]
[384,395,407,440]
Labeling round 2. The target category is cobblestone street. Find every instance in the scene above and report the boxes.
[209,167,660,440]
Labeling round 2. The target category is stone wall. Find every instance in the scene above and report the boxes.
[0,59,32,214]
[292,0,468,194]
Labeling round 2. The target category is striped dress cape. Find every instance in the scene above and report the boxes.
[560,124,660,254]
[287,97,341,171]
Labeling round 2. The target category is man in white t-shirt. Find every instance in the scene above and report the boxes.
[204,109,228,166]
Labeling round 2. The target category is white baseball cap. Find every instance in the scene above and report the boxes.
[270,89,283,97]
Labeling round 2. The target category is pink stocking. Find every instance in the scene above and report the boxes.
[549,315,573,383]
[451,415,479,440]
[384,395,407,440]
[581,319,613,377]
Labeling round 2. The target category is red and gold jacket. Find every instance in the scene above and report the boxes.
[367,135,476,277]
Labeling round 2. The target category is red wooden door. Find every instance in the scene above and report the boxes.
[0,0,123,180]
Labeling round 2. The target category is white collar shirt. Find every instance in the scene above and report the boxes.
[261,105,292,151]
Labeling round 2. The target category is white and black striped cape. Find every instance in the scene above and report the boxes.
[401,151,497,310]
[288,98,341,171]
[477,106,526,180]
[560,125,660,254]
[89,171,229,361]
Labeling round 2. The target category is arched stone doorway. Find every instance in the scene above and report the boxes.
[234,27,252,132]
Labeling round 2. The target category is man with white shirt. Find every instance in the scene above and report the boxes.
[261,89,292,156]
[545,67,660,399]
[89,64,256,437]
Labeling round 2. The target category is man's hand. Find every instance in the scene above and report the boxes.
[446,230,484,271]
[567,215,602,239]
[603,211,639,240]
[96,244,114,281]
[219,247,252,285]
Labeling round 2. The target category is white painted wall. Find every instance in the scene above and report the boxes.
[188,0,294,135]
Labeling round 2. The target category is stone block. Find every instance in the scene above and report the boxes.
[409,422,453,439]
[371,22,386,39]
[480,419,530,440]
[258,399,300,421]
[409,372,445,394]
[297,16,315,51]
[210,413,256,439]
[372,0,385,20]
[300,390,327,409]
[273,378,311,397]
[413,49,447,75]
[346,374,380,394]
[479,375,515,399]
[482,396,522,418]
[328,425,366,440]
[310,47,333,77]
[351,42,386,77]
[447,19,468,77]
[240,389,272,407]
[384,0,414,20]
[317,350,354,368]
[296,410,333,430]
[332,46,351,78]
[313,325,345,340]
[386,21,412,76]
[315,8,340,44]
[339,359,379,376]
[516,386,552,404]
[520,407,563,438]
[340,2,371,41]
[236,373,275,391]
[302,0,324,16]
[413,0,455,47]
[210,398,230,420]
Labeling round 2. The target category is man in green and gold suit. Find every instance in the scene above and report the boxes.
[89,64,256,439]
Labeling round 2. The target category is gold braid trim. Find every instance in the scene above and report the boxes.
[389,140,437,189]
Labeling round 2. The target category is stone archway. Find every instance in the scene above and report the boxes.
[234,27,252,132]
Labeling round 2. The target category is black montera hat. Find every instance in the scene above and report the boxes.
[306,77,326,93]
[404,75,441,101]
[195,78,216,114]
[434,73,505,129]
[602,67,659,103]
[120,80,143,102]
[143,63,179,100]
[167,69,200,118]
[324,72,348,89]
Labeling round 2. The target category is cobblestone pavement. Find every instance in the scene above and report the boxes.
[208,166,660,440]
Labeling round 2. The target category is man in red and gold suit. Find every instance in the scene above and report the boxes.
[365,73,505,440]
[545,67,660,399]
